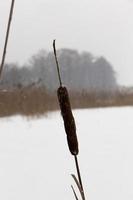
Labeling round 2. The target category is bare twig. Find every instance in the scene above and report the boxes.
[0,0,15,79]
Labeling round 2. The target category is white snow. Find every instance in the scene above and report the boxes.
[0,107,133,200]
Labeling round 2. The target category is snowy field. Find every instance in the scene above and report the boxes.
[0,107,133,200]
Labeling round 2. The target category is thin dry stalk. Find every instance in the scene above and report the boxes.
[71,174,85,200]
[71,185,79,200]
[0,0,15,79]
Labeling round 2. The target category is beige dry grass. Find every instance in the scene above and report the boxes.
[0,87,133,117]
[0,87,57,117]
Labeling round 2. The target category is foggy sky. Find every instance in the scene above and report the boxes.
[0,0,133,86]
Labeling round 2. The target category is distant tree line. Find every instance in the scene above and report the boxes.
[0,49,118,92]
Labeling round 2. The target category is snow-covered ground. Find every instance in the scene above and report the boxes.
[0,107,133,200]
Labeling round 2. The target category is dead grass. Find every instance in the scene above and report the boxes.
[0,87,57,117]
[0,87,133,117]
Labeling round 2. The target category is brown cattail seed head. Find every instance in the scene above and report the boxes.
[57,86,79,155]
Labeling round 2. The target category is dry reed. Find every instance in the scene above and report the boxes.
[0,0,15,78]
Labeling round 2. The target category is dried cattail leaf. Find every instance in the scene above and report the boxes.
[71,174,85,200]
[57,86,79,155]
[71,185,79,200]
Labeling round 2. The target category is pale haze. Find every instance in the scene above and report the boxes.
[0,0,133,86]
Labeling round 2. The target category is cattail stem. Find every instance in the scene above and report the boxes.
[53,40,62,87]
[74,155,85,200]
[0,0,15,79]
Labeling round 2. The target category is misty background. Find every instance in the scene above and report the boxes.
[0,0,133,87]
[0,49,117,92]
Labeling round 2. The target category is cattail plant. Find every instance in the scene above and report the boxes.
[0,0,15,79]
[57,86,79,155]
[53,40,86,200]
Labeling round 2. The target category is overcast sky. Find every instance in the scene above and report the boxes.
[0,0,133,86]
